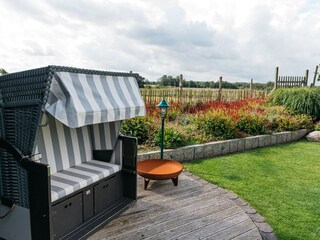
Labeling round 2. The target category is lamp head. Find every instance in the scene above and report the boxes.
[157,98,170,117]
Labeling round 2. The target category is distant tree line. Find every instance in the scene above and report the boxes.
[0,69,274,91]
[143,75,274,91]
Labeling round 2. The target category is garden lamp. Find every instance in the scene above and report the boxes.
[157,98,170,159]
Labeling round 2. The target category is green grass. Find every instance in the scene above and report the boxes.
[184,140,320,240]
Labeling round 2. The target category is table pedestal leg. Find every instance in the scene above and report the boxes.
[172,177,179,186]
[144,179,150,190]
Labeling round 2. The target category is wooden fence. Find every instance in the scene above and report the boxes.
[140,88,268,105]
[274,67,309,89]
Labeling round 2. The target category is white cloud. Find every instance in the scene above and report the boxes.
[0,0,319,84]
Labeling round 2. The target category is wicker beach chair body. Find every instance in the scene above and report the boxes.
[0,66,145,240]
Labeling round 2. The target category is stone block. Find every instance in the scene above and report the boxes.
[194,144,204,160]
[182,145,195,162]
[203,142,215,158]
[169,148,184,162]
[237,138,245,152]
[292,129,308,141]
[245,137,252,150]
[163,149,174,160]
[273,132,287,144]
[270,134,277,145]
[137,153,150,161]
[220,141,230,155]
[148,151,160,160]
[212,141,223,156]
[241,205,257,214]
[251,136,260,149]
[255,222,273,233]
[227,139,239,153]
[258,135,271,148]
[245,136,259,150]
[264,134,272,146]
[283,131,292,142]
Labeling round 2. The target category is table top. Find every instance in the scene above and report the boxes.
[137,159,183,180]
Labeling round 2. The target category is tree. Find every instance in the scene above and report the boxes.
[265,81,275,91]
[137,76,146,88]
[158,75,179,87]
[0,68,8,76]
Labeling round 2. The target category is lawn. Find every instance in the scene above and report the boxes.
[184,140,320,240]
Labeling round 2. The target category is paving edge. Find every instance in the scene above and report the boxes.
[138,129,308,162]
[184,170,278,240]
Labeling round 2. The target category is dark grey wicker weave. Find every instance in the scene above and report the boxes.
[0,67,49,207]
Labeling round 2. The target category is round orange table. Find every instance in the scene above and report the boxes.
[137,159,183,190]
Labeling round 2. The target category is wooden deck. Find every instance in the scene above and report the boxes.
[88,171,262,240]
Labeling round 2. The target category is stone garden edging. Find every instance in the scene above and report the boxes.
[137,129,308,162]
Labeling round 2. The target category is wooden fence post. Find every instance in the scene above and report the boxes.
[250,78,253,98]
[179,74,183,107]
[274,66,279,90]
[312,65,318,87]
[218,76,222,101]
[305,69,309,87]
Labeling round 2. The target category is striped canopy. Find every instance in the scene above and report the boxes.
[45,71,146,128]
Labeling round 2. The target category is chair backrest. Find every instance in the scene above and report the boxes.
[91,121,122,166]
[91,121,121,150]
[34,114,122,174]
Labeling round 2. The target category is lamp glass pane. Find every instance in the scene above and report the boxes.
[160,107,167,116]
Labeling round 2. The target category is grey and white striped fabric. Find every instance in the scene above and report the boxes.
[50,160,120,202]
[90,121,122,151]
[109,139,122,166]
[45,71,146,128]
[34,115,123,202]
[34,115,93,174]
[34,115,122,174]
[50,141,122,202]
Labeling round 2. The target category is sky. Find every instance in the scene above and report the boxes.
[1,0,320,83]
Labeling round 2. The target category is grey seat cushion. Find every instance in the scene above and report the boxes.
[50,160,120,202]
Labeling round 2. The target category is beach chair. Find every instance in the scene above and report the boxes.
[0,66,145,239]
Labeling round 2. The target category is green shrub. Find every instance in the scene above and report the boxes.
[154,128,187,149]
[268,88,320,119]
[121,117,156,144]
[271,114,313,131]
[166,108,181,121]
[236,114,270,135]
[195,113,236,140]
[176,115,192,126]
[314,121,320,130]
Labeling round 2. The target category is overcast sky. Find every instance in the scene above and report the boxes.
[1,0,320,83]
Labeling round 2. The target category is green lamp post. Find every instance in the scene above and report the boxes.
[157,98,170,159]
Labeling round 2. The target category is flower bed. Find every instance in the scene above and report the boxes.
[121,99,314,150]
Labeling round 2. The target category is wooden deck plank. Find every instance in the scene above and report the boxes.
[104,195,232,235]
[145,211,246,240]
[87,172,262,240]
[104,190,227,231]
[204,219,256,240]
[231,228,262,240]
[107,205,240,239]
[105,183,230,228]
